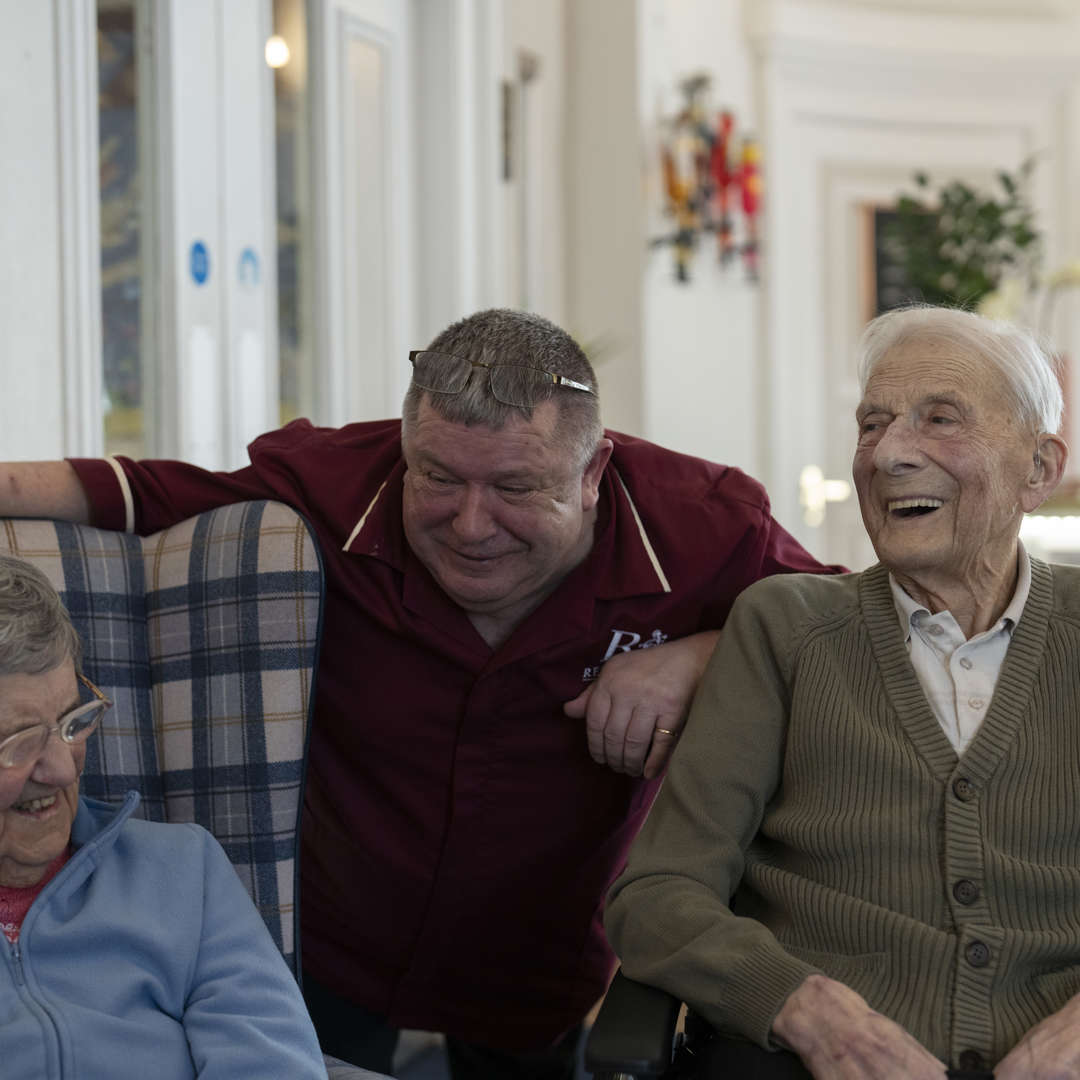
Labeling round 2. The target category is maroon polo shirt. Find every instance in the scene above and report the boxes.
[69,419,833,1048]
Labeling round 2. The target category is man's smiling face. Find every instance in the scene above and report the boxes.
[853,336,1041,593]
[401,398,610,634]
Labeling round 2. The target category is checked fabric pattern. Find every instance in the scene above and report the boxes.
[0,500,324,976]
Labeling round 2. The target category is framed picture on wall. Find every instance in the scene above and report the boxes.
[858,203,923,324]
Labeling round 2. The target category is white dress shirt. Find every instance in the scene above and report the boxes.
[890,544,1031,756]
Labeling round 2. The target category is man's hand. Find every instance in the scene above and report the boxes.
[563,631,718,779]
[995,990,1080,1079]
[772,974,948,1079]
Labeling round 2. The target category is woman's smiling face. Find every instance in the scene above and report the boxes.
[0,660,84,887]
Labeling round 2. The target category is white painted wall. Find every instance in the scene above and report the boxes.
[2,1,65,459]
[637,0,762,475]
[569,0,1080,567]
[565,0,645,437]
[501,0,568,325]
[1,0,101,461]
[310,0,416,426]
[413,0,483,342]
[415,0,569,353]
[748,0,1080,567]
[6,0,1080,554]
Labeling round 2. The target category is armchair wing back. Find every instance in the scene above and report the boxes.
[0,500,324,977]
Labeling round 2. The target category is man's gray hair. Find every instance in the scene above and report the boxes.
[857,305,1063,435]
[0,555,81,677]
[402,309,604,470]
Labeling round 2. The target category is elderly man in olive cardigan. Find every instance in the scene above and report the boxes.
[607,305,1080,1080]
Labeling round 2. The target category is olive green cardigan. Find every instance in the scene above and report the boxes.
[606,559,1080,1068]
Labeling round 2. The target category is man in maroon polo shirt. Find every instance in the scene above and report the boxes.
[0,309,835,1079]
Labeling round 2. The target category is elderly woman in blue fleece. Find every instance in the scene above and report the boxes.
[0,553,333,1080]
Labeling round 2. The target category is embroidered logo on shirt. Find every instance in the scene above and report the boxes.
[582,628,670,681]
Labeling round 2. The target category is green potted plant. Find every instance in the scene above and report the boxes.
[882,160,1042,311]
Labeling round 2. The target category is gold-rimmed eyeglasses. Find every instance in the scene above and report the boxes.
[409,350,596,409]
[0,673,112,770]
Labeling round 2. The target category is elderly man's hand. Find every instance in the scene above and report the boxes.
[563,630,719,779]
[995,991,1080,1079]
[772,974,948,1079]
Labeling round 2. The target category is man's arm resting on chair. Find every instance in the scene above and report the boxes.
[771,974,947,1080]
[0,462,90,522]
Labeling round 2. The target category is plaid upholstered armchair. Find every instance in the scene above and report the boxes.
[0,499,383,1080]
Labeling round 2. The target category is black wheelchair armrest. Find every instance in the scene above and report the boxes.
[584,968,682,1078]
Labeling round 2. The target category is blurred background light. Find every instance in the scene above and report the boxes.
[265,34,290,69]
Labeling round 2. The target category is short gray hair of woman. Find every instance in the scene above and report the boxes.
[402,309,604,472]
[857,305,1063,437]
[0,555,81,678]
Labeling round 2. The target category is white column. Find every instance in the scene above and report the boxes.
[0,0,102,461]
[309,0,416,426]
[564,0,645,437]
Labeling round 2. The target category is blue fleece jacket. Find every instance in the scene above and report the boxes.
[1,793,327,1079]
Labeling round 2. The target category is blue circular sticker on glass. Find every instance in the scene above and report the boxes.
[190,241,210,285]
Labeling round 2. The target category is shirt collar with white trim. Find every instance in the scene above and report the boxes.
[340,458,672,602]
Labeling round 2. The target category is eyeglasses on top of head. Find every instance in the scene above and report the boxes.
[409,350,596,409]
[0,673,112,770]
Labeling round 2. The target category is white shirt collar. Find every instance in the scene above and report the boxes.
[889,541,1031,643]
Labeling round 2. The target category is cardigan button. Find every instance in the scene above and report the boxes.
[953,777,975,801]
[958,1049,984,1071]
[965,940,990,967]
[953,879,979,905]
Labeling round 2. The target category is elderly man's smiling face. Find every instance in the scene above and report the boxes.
[853,336,1051,596]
